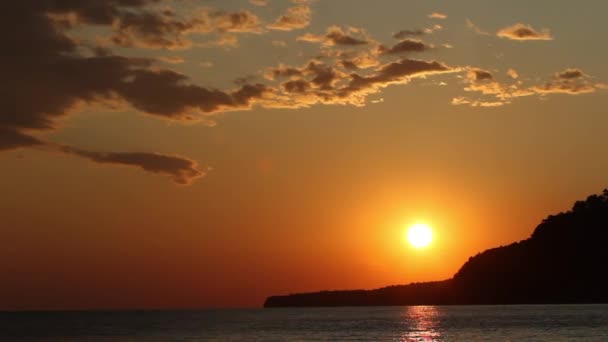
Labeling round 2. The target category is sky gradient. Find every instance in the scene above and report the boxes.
[2,0,608,309]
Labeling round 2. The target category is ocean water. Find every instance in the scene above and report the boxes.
[1,305,607,341]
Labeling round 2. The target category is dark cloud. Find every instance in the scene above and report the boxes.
[468,68,493,81]
[282,80,310,93]
[392,30,425,39]
[0,0,272,183]
[202,10,263,33]
[343,59,454,95]
[338,53,380,70]
[265,61,343,91]
[306,62,338,90]
[41,0,161,26]
[0,128,43,151]
[378,39,430,55]
[557,68,585,80]
[110,10,198,49]
[47,1,263,49]
[298,26,369,46]
[497,23,552,41]
[59,146,205,185]
[112,9,263,49]
[340,60,360,70]
[262,56,458,110]
[116,68,269,117]
[265,65,304,80]
[327,31,368,46]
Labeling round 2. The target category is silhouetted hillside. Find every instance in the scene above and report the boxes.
[265,190,608,307]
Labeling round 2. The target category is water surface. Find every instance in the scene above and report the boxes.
[2,304,607,341]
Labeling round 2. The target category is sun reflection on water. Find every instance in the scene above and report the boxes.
[400,306,442,341]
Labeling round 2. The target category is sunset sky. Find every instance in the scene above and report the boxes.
[2,0,608,310]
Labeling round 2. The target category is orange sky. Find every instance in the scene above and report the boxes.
[2,0,608,309]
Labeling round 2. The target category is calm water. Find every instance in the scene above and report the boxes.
[1,305,608,341]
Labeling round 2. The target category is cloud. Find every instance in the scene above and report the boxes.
[336,50,381,71]
[267,5,311,31]
[497,23,553,41]
[392,24,442,39]
[556,68,586,80]
[115,9,265,49]
[109,10,202,49]
[200,9,263,34]
[266,60,343,89]
[261,56,459,111]
[59,146,205,185]
[532,68,596,95]
[343,59,456,94]
[55,2,263,50]
[467,68,494,82]
[249,0,268,6]
[392,29,425,39]
[506,68,519,79]
[8,0,601,184]
[378,39,431,55]
[115,68,269,117]
[298,26,369,46]
[4,3,270,126]
[0,0,273,183]
[454,67,603,107]
[159,56,185,64]
[428,12,447,19]
[282,79,310,93]
[452,97,506,107]
[462,69,512,100]
[264,64,305,80]
[466,19,490,36]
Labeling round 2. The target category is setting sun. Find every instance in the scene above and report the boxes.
[406,223,433,249]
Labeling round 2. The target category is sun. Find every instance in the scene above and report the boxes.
[406,223,433,249]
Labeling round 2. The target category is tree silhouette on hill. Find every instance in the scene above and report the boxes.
[452,189,608,304]
[265,190,608,307]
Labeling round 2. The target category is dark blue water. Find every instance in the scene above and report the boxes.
[1,305,607,341]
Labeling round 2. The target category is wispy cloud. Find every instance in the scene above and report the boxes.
[428,12,447,19]
[58,146,206,185]
[466,19,490,36]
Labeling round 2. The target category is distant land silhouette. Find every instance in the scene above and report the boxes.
[265,190,608,307]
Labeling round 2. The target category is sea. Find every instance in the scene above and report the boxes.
[1,304,607,341]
